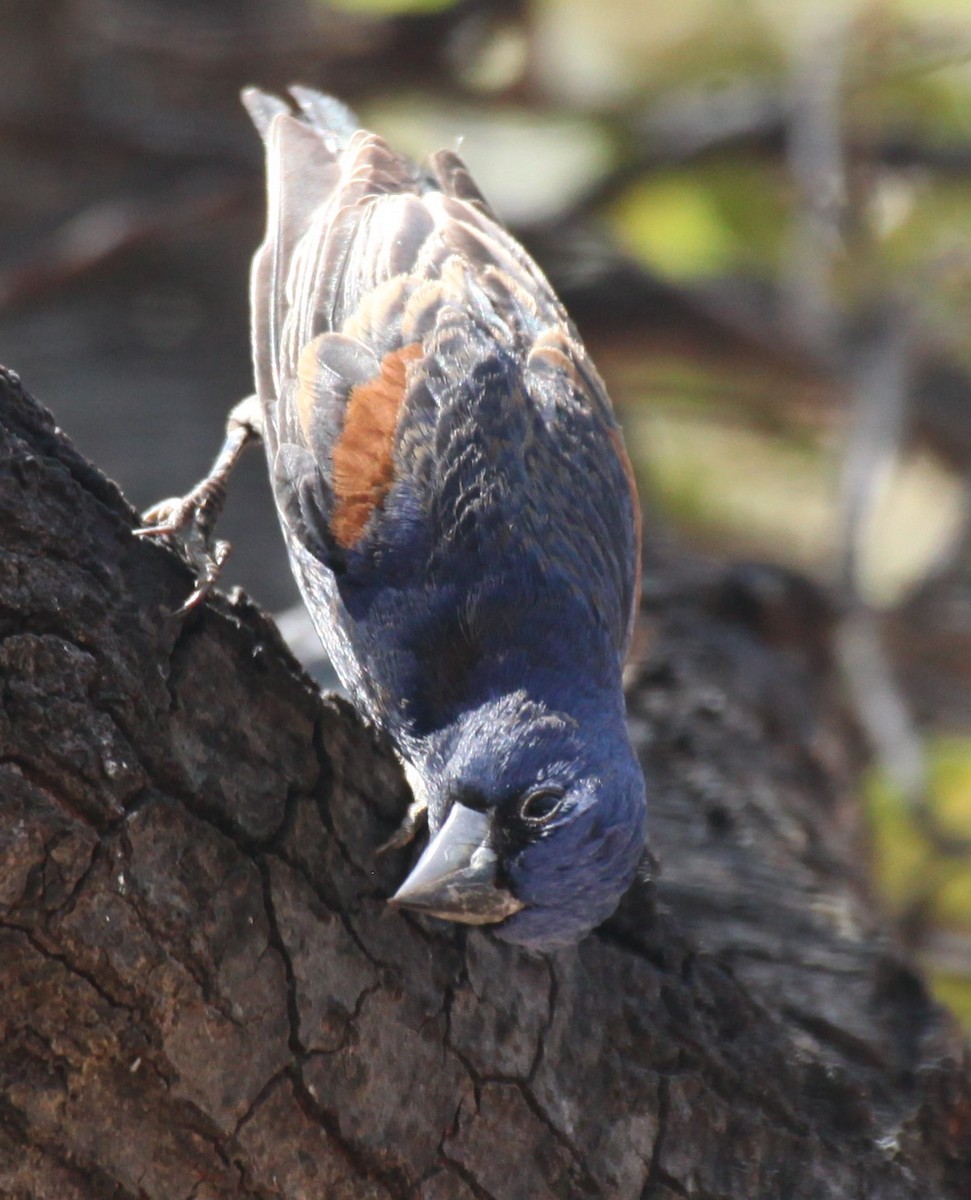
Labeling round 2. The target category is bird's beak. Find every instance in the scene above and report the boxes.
[389,803,525,925]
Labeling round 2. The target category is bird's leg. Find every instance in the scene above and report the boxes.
[136,394,263,613]
[376,795,428,855]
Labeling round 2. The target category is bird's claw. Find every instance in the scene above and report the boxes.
[136,486,233,614]
[169,539,232,615]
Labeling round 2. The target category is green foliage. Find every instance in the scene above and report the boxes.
[609,157,787,279]
[867,738,971,1026]
[629,393,833,563]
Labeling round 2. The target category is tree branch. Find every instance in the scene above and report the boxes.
[0,368,968,1199]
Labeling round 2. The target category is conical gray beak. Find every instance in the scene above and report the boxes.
[389,803,524,925]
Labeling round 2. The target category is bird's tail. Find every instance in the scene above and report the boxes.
[241,85,359,151]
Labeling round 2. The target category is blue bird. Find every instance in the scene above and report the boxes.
[142,87,649,950]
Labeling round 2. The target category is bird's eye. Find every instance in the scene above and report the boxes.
[519,787,565,825]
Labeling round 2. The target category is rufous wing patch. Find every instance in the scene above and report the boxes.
[330,342,423,548]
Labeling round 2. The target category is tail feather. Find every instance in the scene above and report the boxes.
[288,86,359,149]
[241,87,290,141]
[251,114,340,401]
[242,85,360,150]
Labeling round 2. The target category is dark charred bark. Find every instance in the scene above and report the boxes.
[0,366,969,1200]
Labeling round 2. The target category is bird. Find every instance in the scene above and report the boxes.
[140,86,649,950]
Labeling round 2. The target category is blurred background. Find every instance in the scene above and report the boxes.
[2,0,971,1025]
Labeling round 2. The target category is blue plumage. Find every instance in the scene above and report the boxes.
[244,87,648,949]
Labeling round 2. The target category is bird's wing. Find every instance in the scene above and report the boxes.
[245,88,641,655]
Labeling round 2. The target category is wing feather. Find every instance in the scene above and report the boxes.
[427,149,497,219]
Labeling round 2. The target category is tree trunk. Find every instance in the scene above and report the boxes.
[0,365,968,1200]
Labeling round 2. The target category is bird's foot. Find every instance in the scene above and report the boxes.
[135,395,262,614]
[137,491,232,615]
[376,797,428,855]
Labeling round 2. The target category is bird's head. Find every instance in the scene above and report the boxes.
[389,692,648,951]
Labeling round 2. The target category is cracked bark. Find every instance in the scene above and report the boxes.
[1,366,969,1200]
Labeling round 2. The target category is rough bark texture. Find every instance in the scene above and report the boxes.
[1,365,969,1200]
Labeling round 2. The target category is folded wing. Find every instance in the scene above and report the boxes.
[244,88,641,657]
